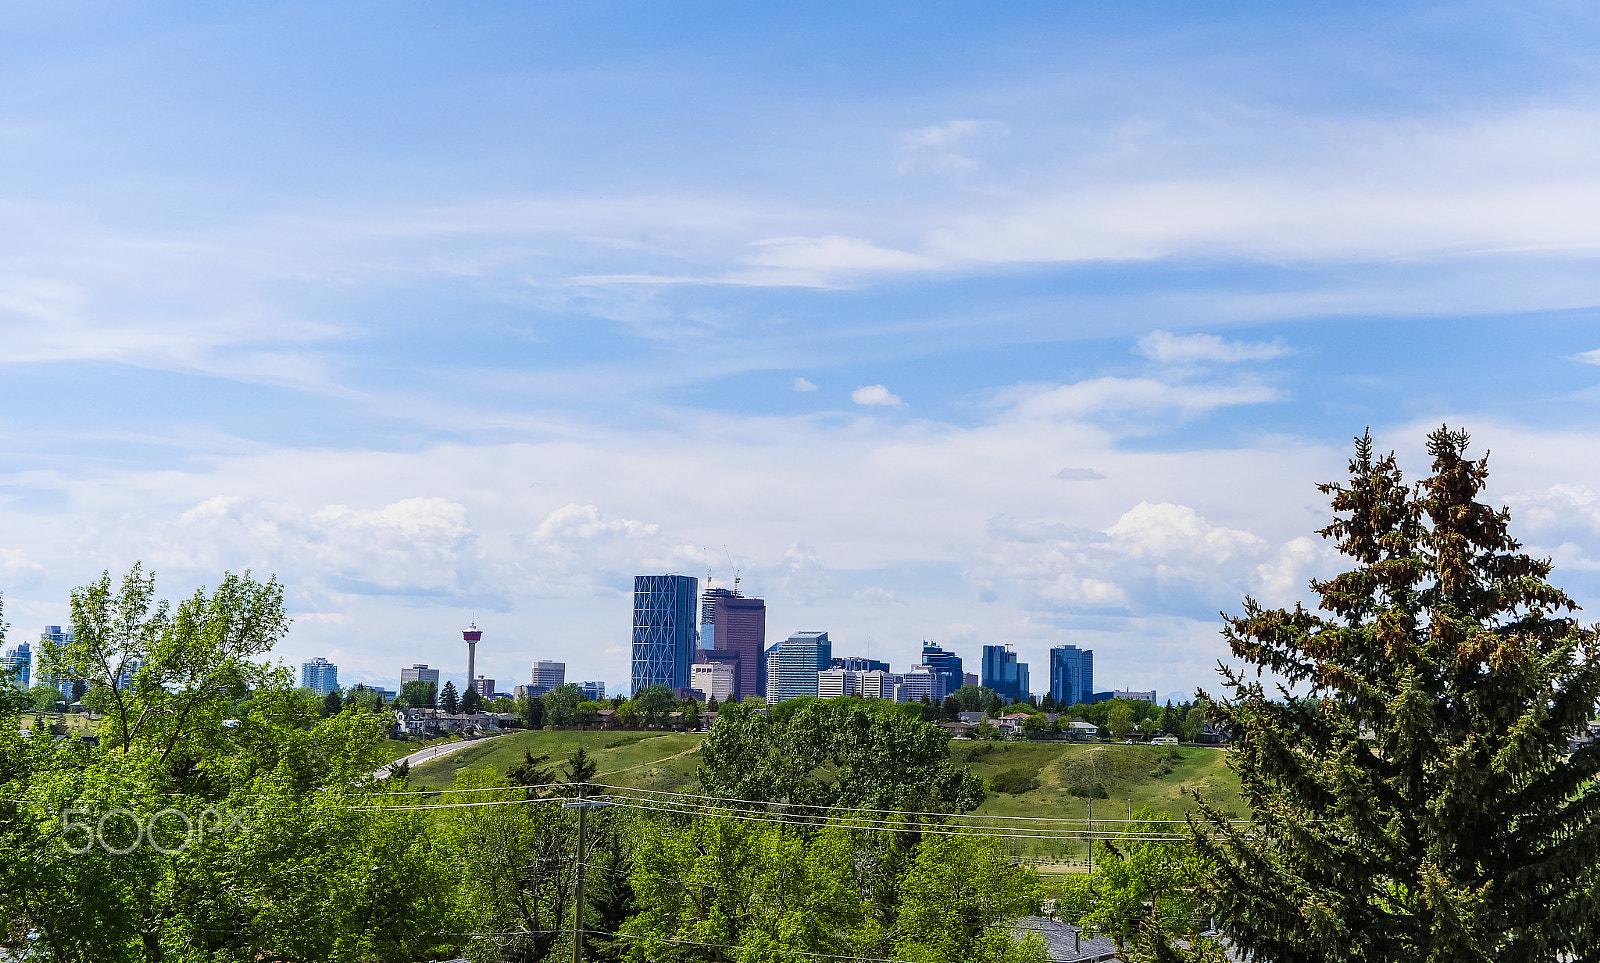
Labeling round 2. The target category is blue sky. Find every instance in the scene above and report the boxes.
[3,1,1600,698]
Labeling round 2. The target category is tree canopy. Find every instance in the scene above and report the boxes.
[1179,428,1600,962]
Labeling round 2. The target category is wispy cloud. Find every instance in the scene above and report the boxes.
[1136,330,1288,364]
[793,376,818,392]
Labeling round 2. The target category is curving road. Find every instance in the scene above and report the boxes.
[372,732,513,780]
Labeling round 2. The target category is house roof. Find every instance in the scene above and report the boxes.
[1011,917,1118,962]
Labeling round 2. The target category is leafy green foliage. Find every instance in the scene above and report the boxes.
[1057,808,1215,958]
[699,698,986,812]
[1185,428,1600,961]
[400,679,436,708]
[540,683,582,727]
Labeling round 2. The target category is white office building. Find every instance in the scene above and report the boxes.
[691,662,736,703]
[895,664,948,704]
[529,660,566,697]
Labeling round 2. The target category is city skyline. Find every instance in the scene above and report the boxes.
[4,4,1600,701]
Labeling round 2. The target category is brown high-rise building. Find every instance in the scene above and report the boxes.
[697,593,765,701]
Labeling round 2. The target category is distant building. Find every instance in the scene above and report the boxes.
[832,656,890,673]
[963,672,979,689]
[1050,645,1094,706]
[472,676,495,698]
[858,669,901,700]
[401,664,440,686]
[1,642,30,688]
[528,660,566,697]
[896,664,948,703]
[579,681,606,702]
[633,574,698,695]
[301,657,339,694]
[816,667,858,699]
[39,626,79,696]
[697,589,766,701]
[691,662,736,703]
[1110,689,1157,703]
[767,631,831,704]
[918,642,963,695]
[698,586,737,652]
[981,644,1030,703]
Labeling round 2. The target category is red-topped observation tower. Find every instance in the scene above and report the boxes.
[463,621,483,692]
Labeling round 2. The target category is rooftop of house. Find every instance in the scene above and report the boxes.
[1011,917,1118,962]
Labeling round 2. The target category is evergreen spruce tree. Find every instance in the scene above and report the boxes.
[1176,428,1600,962]
[439,679,459,714]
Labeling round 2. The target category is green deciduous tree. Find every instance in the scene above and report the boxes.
[400,679,436,709]
[541,683,582,727]
[1057,808,1215,959]
[1107,701,1135,740]
[633,684,675,728]
[893,834,1046,963]
[41,565,287,761]
[622,816,874,960]
[1179,428,1600,962]
[699,699,985,812]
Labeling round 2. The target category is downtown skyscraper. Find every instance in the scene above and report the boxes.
[632,574,698,695]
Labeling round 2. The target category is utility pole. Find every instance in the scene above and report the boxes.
[565,785,611,963]
[1086,797,1094,876]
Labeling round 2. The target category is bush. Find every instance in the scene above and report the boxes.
[991,768,1041,795]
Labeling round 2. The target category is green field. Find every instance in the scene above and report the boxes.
[408,729,705,790]
[407,731,1242,876]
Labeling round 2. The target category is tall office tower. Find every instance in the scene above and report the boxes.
[472,677,495,698]
[981,644,1031,703]
[766,631,831,704]
[1049,645,1094,706]
[463,622,482,691]
[0,642,29,688]
[697,593,766,701]
[832,656,890,673]
[918,642,963,696]
[579,681,606,701]
[632,574,699,695]
[529,660,566,697]
[896,664,948,703]
[301,657,339,694]
[401,664,441,685]
[691,662,736,703]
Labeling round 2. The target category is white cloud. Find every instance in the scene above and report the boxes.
[793,376,818,392]
[733,235,935,287]
[852,384,904,407]
[533,503,658,542]
[1105,501,1268,566]
[902,120,987,151]
[1136,330,1288,364]
[1578,349,1600,366]
[1008,377,1277,421]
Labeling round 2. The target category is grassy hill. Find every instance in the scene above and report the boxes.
[406,730,1242,874]
[407,729,704,791]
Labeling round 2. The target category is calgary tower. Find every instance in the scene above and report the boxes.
[463,621,482,691]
